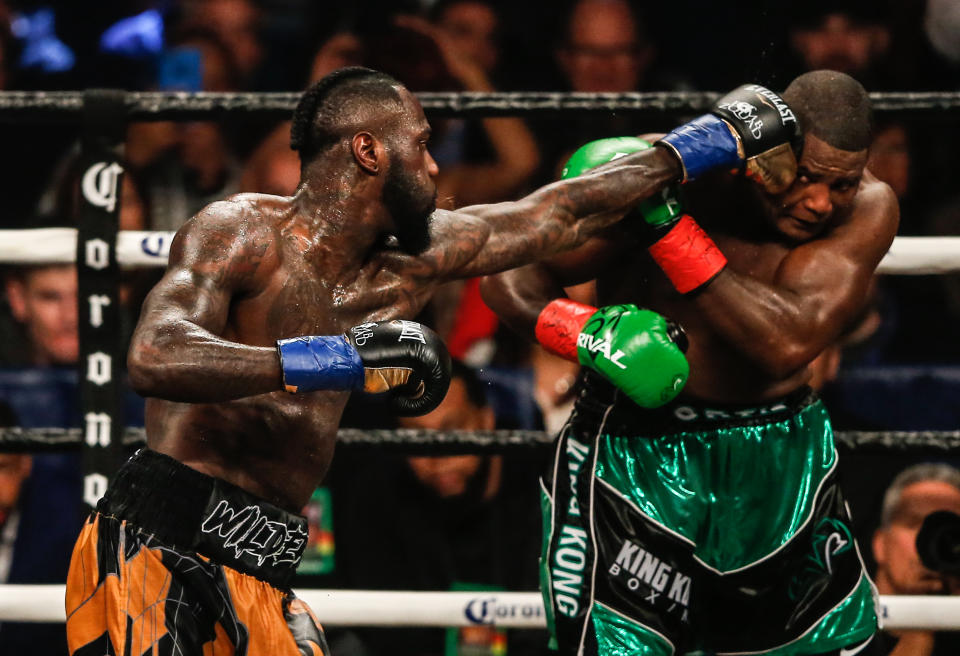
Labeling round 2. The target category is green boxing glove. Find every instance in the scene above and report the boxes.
[562,136,654,179]
[535,300,688,408]
[563,137,727,295]
[562,137,682,230]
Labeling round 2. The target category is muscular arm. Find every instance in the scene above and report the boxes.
[479,234,622,339]
[423,146,679,281]
[127,203,283,402]
[695,179,899,377]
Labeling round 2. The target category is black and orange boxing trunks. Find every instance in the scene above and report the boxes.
[65,448,329,656]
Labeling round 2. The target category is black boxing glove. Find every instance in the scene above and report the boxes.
[277,319,451,416]
[346,320,452,416]
[657,83,802,193]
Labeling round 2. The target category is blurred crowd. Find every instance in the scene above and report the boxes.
[1,0,960,654]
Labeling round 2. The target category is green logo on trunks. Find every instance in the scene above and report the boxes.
[788,518,853,602]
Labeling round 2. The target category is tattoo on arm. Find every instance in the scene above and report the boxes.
[428,147,678,280]
[127,209,283,402]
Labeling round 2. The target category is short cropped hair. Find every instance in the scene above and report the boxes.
[290,66,404,162]
[880,462,960,528]
[782,70,873,152]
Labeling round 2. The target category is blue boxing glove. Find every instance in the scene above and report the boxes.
[657,84,802,193]
[277,320,452,416]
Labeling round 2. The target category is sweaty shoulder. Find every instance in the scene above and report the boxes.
[167,193,283,291]
[849,170,900,236]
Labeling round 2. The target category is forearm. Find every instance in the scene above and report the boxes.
[128,322,283,402]
[478,148,680,266]
[544,146,680,229]
[692,272,837,377]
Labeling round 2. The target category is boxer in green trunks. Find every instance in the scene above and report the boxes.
[482,70,898,655]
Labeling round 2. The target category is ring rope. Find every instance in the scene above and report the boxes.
[2,230,960,274]
[1,90,954,637]
[0,585,955,630]
[2,427,960,453]
[0,91,959,121]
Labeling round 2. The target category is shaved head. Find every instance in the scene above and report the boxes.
[783,70,873,152]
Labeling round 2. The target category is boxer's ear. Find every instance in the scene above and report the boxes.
[352,132,381,175]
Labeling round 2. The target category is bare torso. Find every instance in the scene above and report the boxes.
[576,170,897,403]
[132,145,679,511]
[143,195,439,510]
[597,226,802,401]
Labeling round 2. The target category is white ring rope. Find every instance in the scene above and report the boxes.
[0,229,177,268]
[0,585,957,630]
[0,230,959,274]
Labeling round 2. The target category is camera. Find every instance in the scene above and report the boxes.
[916,510,960,575]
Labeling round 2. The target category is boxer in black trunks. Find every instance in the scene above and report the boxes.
[65,66,692,656]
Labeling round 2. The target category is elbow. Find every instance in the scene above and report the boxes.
[478,275,499,306]
[126,333,168,397]
[755,338,821,380]
[478,274,510,318]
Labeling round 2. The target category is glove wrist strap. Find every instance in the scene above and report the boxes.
[658,114,743,181]
[648,215,727,294]
[277,335,364,393]
[535,299,597,362]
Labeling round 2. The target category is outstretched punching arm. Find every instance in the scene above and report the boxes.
[417,144,681,282]
[422,82,800,283]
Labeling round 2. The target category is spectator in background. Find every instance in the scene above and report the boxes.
[543,0,690,172]
[924,0,960,73]
[868,121,911,208]
[251,8,540,213]
[0,400,78,656]
[248,6,541,203]
[403,7,540,209]
[787,2,893,88]
[240,25,366,197]
[126,28,243,231]
[2,263,77,367]
[181,0,263,88]
[555,0,654,95]
[37,149,149,235]
[324,360,546,656]
[433,0,499,81]
[391,8,542,365]
[871,463,960,655]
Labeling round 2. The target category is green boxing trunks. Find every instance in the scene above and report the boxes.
[540,371,877,656]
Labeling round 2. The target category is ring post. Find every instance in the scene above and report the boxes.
[76,89,127,512]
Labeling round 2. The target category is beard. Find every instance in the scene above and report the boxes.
[383,161,436,254]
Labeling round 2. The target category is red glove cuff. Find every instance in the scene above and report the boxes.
[648,215,727,293]
[535,298,597,361]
